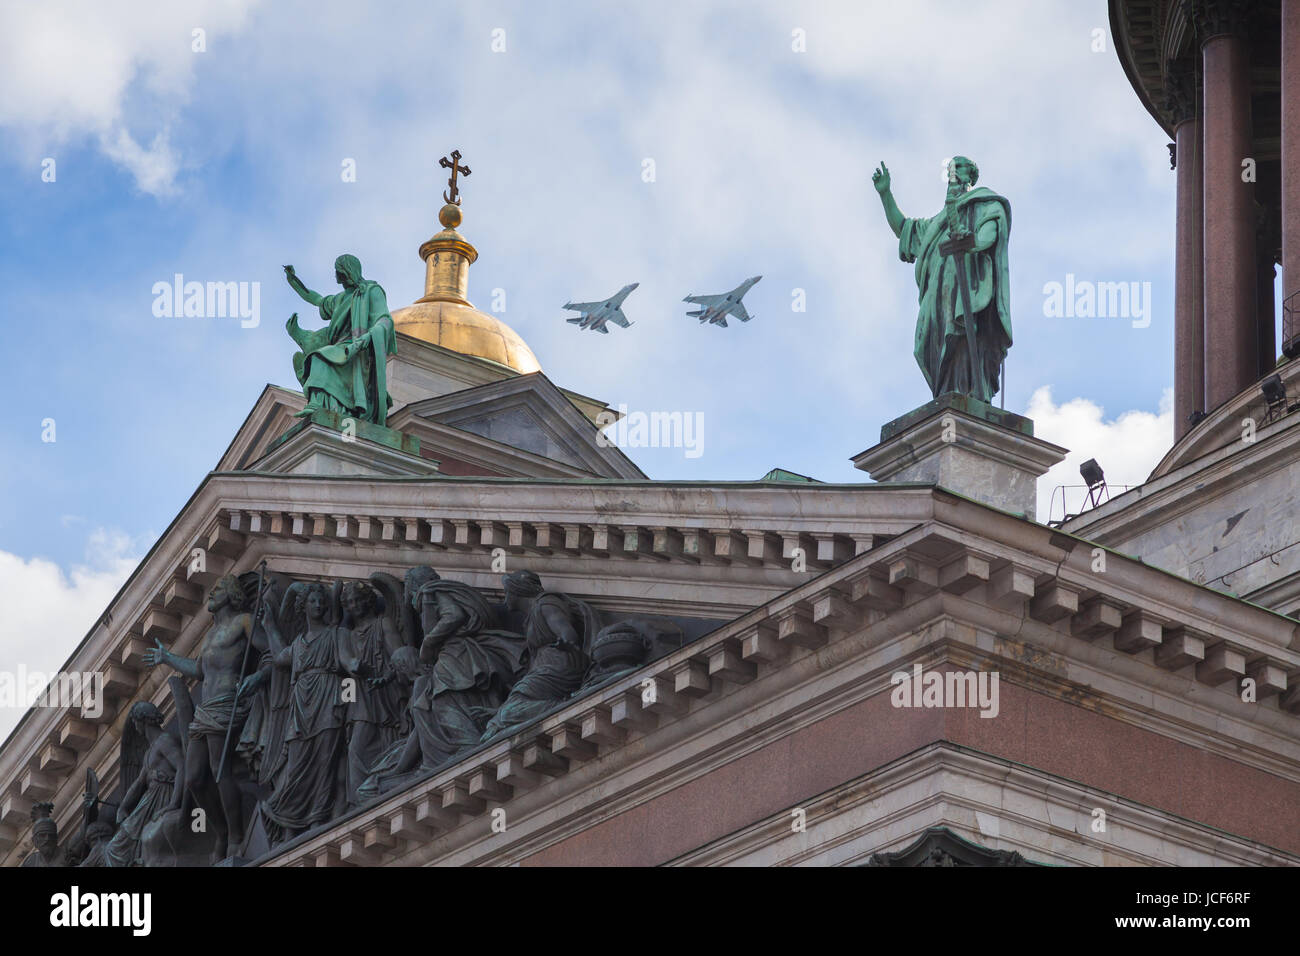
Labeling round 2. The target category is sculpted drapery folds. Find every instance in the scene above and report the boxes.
[339,581,407,806]
[104,702,183,867]
[480,571,600,741]
[258,582,363,844]
[358,568,526,799]
[283,254,396,425]
[54,565,691,865]
[873,156,1012,402]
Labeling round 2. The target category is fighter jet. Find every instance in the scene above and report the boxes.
[683,275,762,327]
[563,283,639,333]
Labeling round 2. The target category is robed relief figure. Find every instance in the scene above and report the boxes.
[283,254,396,425]
[104,702,183,866]
[480,571,600,741]
[339,580,407,806]
[257,582,364,844]
[872,156,1012,402]
[358,568,526,799]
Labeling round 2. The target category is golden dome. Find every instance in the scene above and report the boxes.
[392,299,541,373]
[392,202,541,374]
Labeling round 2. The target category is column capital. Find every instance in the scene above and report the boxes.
[1190,0,1255,44]
[1162,58,1199,128]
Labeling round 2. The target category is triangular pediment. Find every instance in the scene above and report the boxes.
[214,373,642,480]
[389,372,645,479]
[215,385,309,472]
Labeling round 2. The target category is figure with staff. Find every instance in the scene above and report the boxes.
[144,569,263,860]
[872,155,1012,403]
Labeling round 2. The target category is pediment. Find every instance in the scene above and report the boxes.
[215,385,309,472]
[215,388,437,478]
[390,372,644,479]
[253,420,438,477]
[215,374,643,481]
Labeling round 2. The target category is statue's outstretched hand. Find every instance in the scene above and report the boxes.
[872,162,890,194]
[143,639,167,668]
[283,264,296,281]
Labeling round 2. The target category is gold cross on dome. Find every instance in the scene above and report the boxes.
[439,150,471,205]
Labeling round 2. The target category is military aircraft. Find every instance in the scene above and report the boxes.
[563,283,639,333]
[683,275,762,327]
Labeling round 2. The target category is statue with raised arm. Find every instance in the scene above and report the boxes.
[872,156,1012,403]
[283,254,396,425]
[143,574,257,861]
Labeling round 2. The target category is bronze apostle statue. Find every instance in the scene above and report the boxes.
[283,254,396,425]
[872,156,1012,403]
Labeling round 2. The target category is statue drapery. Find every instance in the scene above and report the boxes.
[286,254,396,425]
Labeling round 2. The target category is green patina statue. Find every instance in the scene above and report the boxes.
[282,254,396,425]
[872,156,1012,403]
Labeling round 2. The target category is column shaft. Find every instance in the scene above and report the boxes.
[1175,118,1205,438]
[1202,31,1258,409]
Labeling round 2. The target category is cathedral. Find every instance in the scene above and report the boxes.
[2,0,1298,868]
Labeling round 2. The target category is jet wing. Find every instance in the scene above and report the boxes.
[606,309,632,328]
[684,293,725,307]
[729,301,752,322]
[563,300,604,312]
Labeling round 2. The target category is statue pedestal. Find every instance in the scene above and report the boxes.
[259,408,437,477]
[852,392,1066,519]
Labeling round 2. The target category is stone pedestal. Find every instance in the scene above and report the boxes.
[259,408,437,477]
[851,393,1066,518]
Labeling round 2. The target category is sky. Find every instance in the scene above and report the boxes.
[0,0,1230,733]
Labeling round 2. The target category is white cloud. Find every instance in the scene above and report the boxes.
[0,529,143,742]
[0,0,257,194]
[1028,386,1173,523]
[98,126,179,197]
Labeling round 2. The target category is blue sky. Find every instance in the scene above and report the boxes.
[0,1,1222,713]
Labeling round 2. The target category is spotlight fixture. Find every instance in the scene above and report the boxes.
[1079,458,1109,510]
[1261,374,1289,424]
[1262,374,1286,408]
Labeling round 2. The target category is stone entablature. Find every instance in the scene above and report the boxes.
[247,503,1300,866]
[6,476,1299,865]
[0,476,934,862]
